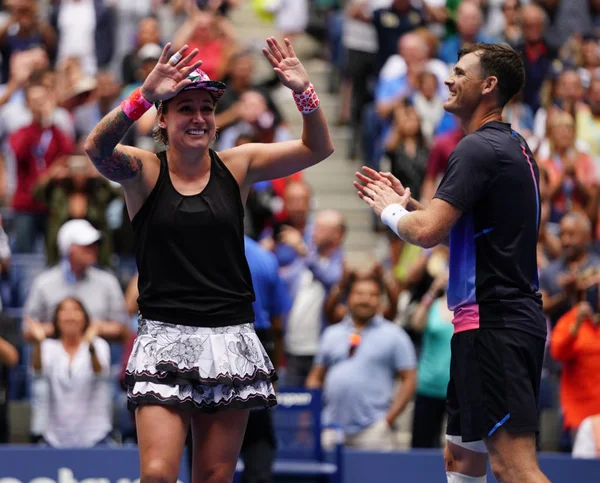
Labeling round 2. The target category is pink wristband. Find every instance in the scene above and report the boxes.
[121,87,153,121]
[292,83,320,115]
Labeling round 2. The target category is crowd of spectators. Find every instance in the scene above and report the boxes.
[0,0,597,463]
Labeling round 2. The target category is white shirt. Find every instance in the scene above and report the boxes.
[572,416,600,459]
[57,0,97,76]
[41,337,112,447]
[285,269,326,356]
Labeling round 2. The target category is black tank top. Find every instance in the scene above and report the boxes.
[132,150,255,327]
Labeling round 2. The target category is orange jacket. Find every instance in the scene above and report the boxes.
[550,307,600,430]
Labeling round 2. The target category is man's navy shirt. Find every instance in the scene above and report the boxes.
[434,121,547,339]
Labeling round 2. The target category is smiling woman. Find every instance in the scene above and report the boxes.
[28,297,112,448]
[83,37,333,483]
[152,89,216,147]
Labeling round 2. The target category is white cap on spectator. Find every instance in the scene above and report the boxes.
[138,43,163,62]
[57,219,102,257]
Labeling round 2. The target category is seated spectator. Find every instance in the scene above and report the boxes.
[539,111,596,223]
[438,1,493,65]
[409,253,451,449]
[384,102,429,201]
[33,154,121,267]
[550,292,600,442]
[8,77,75,252]
[306,274,417,450]
[540,212,600,327]
[27,297,112,447]
[23,218,128,342]
[0,311,19,443]
[572,414,600,458]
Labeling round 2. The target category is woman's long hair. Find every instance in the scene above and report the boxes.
[52,297,91,339]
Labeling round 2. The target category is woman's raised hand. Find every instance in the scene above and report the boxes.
[262,37,310,93]
[140,43,204,104]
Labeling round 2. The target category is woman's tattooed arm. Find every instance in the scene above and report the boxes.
[84,108,144,182]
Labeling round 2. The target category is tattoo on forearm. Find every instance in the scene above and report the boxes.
[102,149,144,181]
[88,111,142,181]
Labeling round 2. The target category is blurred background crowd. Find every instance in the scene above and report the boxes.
[0,0,599,463]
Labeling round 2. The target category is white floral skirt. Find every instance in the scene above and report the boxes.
[125,318,277,412]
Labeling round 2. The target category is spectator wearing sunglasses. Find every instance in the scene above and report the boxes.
[306,273,416,450]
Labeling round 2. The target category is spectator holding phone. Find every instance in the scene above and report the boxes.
[550,276,600,444]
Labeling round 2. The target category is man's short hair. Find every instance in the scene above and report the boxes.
[458,42,525,107]
[561,211,593,236]
[347,273,384,295]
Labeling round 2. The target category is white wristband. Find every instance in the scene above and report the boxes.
[381,203,409,238]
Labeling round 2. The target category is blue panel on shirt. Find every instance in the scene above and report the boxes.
[448,213,477,311]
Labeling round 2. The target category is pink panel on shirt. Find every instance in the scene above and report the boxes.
[453,304,480,333]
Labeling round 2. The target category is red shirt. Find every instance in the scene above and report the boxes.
[9,123,74,213]
[550,307,600,429]
[186,38,226,81]
[425,128,464,179]
[271,173,303,222]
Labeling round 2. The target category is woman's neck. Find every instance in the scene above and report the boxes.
[167,147,211,179]
[61,335,82,352]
